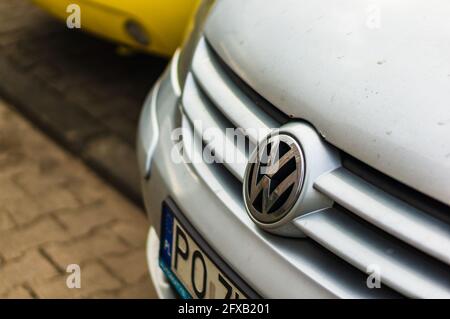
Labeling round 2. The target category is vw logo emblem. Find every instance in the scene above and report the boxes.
[244,134,305,224]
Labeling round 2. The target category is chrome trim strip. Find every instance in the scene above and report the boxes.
[182,74,249,181]
[171,49,182,97]
[144,80,161,179]
[314,168,450,265]
[191,38,276,144]
[295,208,450,298]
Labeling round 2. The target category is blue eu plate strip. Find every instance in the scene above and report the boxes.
[159,206,192,299]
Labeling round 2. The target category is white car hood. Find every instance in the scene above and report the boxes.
[205,0,450,206]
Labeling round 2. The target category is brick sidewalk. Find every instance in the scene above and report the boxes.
[0,99,156,298]
[0,0,167,203]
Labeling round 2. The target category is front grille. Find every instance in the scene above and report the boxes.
[180,37,450,298]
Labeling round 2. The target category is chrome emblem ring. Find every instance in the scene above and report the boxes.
[244,134,305,224]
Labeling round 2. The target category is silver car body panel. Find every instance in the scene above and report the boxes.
[205,0,450,206]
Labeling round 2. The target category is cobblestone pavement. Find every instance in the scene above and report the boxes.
[0,99,156,298]
[0,0,167,203]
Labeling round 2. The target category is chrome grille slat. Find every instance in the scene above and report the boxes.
[295,208,450,298]
[342,154,450,225]
[182,73,250,180]
[314,168,450,266]
[191,37,276,144]
[181,114,243,194]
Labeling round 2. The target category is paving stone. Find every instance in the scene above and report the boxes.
[0,217,67,260]
[84,135,141,202]
[0,176,46,226]
[35,188,80,213]
[2,285,34,299]
[63,177,106,206]
[0,146,27,179]
[102,250,149,284]
[0,250,58,295]
[0,60,106,151]
[116,281,156,299]
[0,30,24,48]
[32,262,123,298]
[103,114,138,145]
[0,107,28,159]
[0,178,26,204]
[13,167,73,196]
[111,221,148,248]
[1,193,44,226]
[0,209,16,231]
[43,230,130,269]
[54,203,120,237]
[89,290,118,299]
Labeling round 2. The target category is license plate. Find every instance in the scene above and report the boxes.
[159,199,258,299]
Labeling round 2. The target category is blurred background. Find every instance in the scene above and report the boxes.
[0,0,196,298]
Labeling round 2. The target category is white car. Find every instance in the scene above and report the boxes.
[137,0,450,298]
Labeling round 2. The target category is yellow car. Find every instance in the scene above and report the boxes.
[32,0,200,56]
